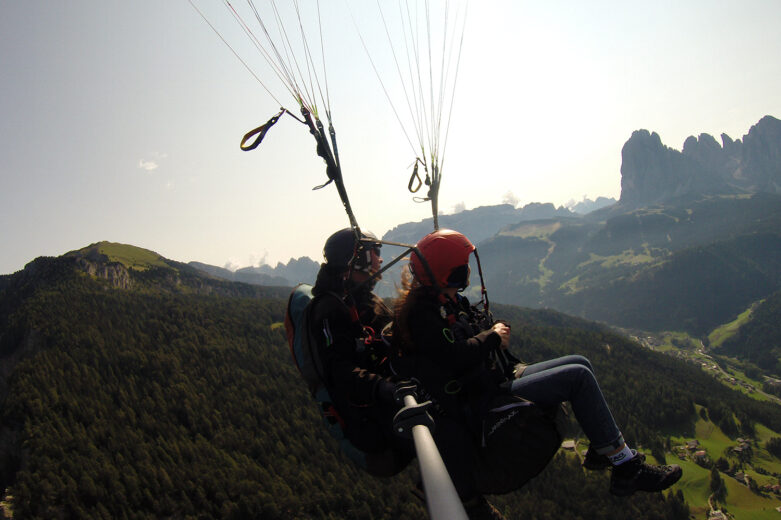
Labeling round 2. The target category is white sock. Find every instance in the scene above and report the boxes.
[608,445,635,466]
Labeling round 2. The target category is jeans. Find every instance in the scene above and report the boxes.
[509,355,625,454]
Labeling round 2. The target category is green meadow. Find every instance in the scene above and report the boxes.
[92,241,169,271]
[720,476,781,520]
[673,459,711,517]
[708,301,762,348]
[693,413,734,457]
[669,412,781,519]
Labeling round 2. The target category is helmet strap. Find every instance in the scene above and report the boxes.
[472,249,490,315]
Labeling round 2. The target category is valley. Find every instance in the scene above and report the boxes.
[631,332,780,405]
[611,314,781,519]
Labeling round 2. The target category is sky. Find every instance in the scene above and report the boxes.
[2,1,781,275]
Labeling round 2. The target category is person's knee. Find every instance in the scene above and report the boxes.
[566,362,597,388]
[569,355,593,373]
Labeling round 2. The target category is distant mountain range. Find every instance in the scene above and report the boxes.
[381,202,580,246]
[185,116,781,351]
[185,201,613,289]
[189,256,320,288]
[566,196,617,215]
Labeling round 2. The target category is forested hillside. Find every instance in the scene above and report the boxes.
[0,255,423,519]
[715,291,781,372]
[3,247,781,518]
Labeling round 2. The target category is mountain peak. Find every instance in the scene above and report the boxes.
[69,241,170,272]
[619,115,781,207]
[1,242,293,304]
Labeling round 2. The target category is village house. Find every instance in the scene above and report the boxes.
[761,484,781,494]
[732,439,751,455]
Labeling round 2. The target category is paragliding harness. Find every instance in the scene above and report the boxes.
[405,251,563,495]
[285,281,411,477]
[450,298,562,494]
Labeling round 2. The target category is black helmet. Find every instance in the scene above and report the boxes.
[323,228,381,272]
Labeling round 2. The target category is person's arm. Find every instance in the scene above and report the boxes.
[313,300,387,406]
[409,299,501,373]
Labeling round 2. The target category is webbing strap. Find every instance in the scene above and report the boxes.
[408,159,424,193]
[240,109,286,151]
[240,106,362,235]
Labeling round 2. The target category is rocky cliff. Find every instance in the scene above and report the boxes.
[74,256,132,289]
[620,115,781,207]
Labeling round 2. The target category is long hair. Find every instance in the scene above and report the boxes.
[393,265,425,354]
[312,263,347,297]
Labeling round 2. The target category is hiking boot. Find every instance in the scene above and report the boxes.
[583,446,638,470]
[463,496,506,520]
[582,446,612,470]
[610,453,683,496]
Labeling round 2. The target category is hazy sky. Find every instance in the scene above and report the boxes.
[2,1,780,275]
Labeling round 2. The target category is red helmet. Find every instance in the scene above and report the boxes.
[410,229,475,288]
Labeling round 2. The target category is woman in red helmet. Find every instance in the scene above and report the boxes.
[393,229,682,500]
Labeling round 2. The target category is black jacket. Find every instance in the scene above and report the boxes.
[309,267,396,452]
[396,289,503,431]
